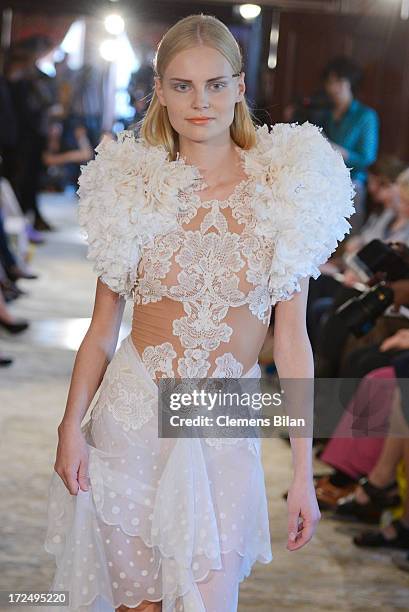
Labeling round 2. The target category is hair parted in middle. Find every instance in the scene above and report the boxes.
[135,13,258,160]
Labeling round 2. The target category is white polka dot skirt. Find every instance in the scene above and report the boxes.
[43,334,273,611]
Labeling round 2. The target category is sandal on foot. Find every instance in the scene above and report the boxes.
[353,519,409,550]
[358,477,401,509]
[334,477,401,522]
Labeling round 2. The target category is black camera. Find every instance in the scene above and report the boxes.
[335,240,409,337]
[289,90,332,126]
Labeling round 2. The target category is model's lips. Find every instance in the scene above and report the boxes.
[186,118,214,124]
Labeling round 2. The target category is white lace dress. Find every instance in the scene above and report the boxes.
[43,122,355,612]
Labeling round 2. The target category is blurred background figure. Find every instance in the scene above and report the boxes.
[3,36,56,235]
[70,64,105,149]
[126,63,154,131]
[42,120,93,191]
[320,57,380,235]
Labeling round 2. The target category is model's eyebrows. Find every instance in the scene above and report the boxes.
[168,75,230,83]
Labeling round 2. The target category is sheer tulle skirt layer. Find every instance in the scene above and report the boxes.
[43,334,273,612]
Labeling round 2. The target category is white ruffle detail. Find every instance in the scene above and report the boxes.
[77,131,204,300]
[77,122,355,305]
[242,121,356,305]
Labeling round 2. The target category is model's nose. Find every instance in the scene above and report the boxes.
[192,89,210,109]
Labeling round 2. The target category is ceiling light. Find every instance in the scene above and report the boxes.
[239,4,261,20]
[104,14,125,35]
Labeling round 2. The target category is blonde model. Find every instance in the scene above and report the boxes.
[43,14,355,612]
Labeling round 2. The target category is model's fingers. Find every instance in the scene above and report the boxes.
[288,521,314,550]
[65,470,80,496]
[287,510,301,542]
[77,460,90,492]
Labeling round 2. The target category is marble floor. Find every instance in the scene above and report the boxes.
[0,192,408,612]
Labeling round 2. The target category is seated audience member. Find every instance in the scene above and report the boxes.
[0,207,38,284]
[316,347,409,514]
[338,156,406,258]
[307,156,407,349]
[0,264,29,366]
[313,169,409,377]
[348,382,409,551]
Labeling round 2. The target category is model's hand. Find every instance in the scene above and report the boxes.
[380,328,409,352]
[54,421,90,496]
[286,476,321,551]
[342,269,360,287]
[319,261,340,275]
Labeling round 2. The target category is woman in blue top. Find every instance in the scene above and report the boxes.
[320,57,380,235]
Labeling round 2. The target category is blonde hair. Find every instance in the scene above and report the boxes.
[136,14,258,160]
[396,167,409,201]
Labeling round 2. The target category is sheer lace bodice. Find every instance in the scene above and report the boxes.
[131,176,275,380]
[77,122,356,376]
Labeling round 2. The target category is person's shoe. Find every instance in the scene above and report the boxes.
[26,224,45,244]
[0,317,29,334]
[353,519,409,550]
[334,476,401,523]
[315,479,358,511]
[6,264,39,281]
[0,279,26,301]
[0,352,13,366]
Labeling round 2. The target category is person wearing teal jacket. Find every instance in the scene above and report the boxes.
[320,57,380,234]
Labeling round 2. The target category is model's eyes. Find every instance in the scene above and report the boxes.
[210,82,228,91]
[172,82,227,92]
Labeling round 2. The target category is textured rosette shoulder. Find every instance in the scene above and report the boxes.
[244,121,356,305]
[77,130,202,299]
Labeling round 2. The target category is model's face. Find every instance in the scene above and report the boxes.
[324,72,352,104]
[154,45,245,143]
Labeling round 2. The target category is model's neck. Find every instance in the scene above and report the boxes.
[177,135,240,182]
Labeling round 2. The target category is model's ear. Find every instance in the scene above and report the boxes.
[154,76,166,106]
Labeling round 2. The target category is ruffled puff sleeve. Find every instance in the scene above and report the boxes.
[76,131,202,300]
[76,134,140,299]
[245,121,356,305]
[76,131,176,300]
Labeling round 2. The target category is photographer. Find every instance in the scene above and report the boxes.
[320,57,380,234]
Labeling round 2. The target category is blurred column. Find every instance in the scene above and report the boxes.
[0,8,12,75]
[244,13,263,104]
[102,60,117,132]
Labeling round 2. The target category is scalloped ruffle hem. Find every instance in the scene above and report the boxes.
[42,334,273,611]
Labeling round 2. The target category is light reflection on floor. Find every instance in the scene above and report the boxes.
[13,318,132,351]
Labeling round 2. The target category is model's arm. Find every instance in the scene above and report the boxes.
[272,276,321,551]
[54,277,126,495]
